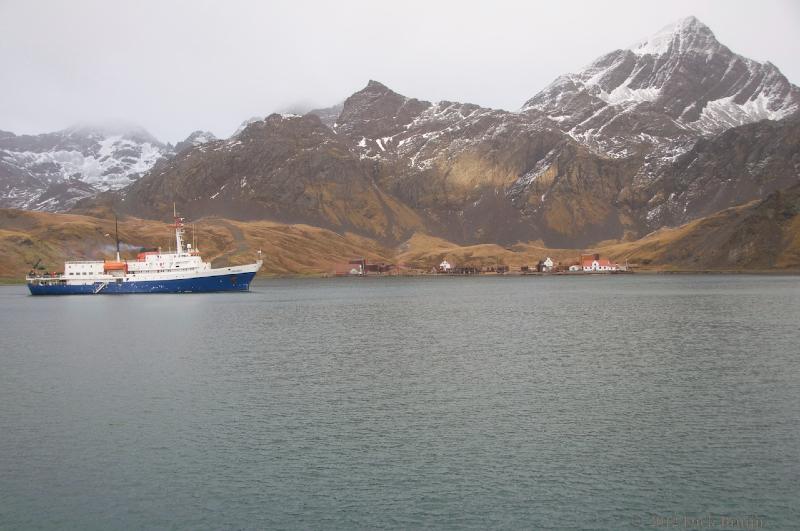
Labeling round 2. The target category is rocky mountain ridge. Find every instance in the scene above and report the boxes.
[7,16,800,250]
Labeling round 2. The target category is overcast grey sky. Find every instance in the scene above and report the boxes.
[1,0,798,143]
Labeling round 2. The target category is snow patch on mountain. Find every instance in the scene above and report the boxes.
[692,93,798,131]
[508,148,558,199]
[3,136,162,189]
[598,85,661,105]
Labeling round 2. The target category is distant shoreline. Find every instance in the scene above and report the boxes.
[3,269,800,285]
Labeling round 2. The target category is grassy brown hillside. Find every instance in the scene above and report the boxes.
[0,209,391,281]
[2,185,799,282]
[602,184,800,270]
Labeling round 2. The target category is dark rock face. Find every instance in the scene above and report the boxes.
[647,115,800,226]
[322,81,583,243]
[117,114,426,242]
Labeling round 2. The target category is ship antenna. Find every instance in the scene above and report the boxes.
[115,214,120,262]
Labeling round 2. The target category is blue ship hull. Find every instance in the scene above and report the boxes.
[28,271,257,295]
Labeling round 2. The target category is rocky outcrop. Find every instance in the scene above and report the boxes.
[307,102,344,128]
[173,130,217,154]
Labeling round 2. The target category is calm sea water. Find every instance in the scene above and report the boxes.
[1,275,799,530]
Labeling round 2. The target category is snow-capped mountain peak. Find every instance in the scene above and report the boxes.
[523,15,800,147]
[0,123,170,211]
[628,16,716,56]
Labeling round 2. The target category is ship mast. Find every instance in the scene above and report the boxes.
[173,203,185,255]
[114,215,120,262]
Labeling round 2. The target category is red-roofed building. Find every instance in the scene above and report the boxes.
[582,257,619,272]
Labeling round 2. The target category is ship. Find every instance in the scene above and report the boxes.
[26,212,262,295]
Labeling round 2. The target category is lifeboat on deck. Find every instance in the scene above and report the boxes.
[103,261,128,273]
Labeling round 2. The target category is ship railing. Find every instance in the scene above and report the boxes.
[26,272,64,279]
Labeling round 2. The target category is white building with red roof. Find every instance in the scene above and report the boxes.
[582,256,619,272]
